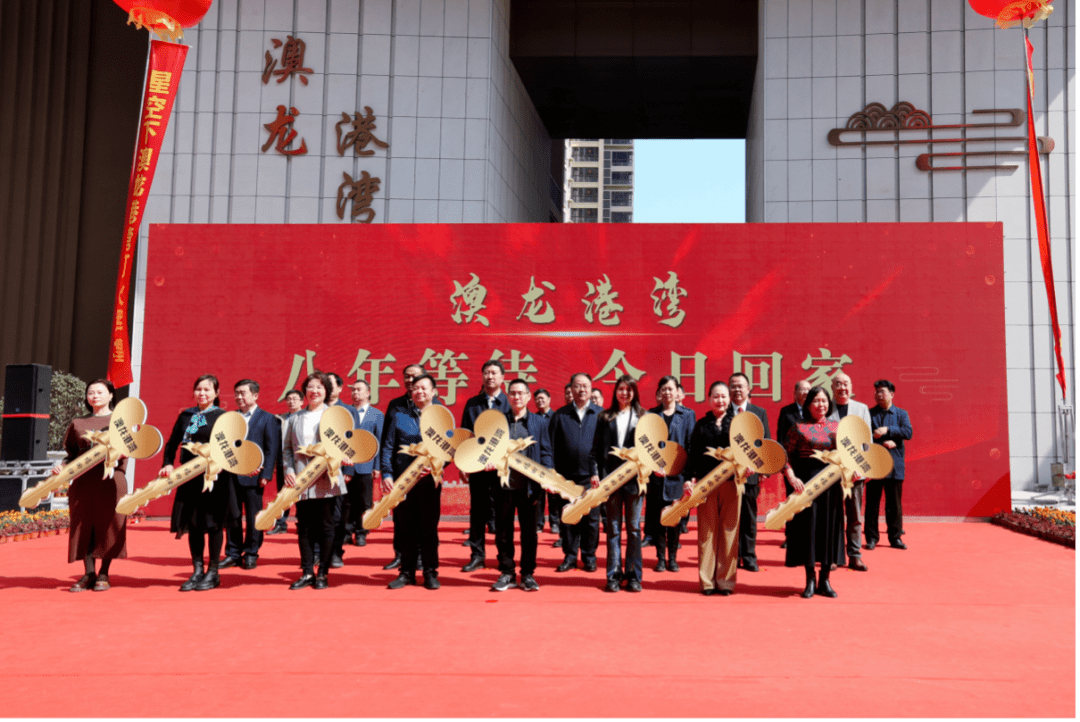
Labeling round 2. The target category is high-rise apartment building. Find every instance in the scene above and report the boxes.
[563,140,634,223]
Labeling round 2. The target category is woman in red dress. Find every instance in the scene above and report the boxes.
[55,380,128,592]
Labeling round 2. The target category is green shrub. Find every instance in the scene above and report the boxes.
[50,372,87,451]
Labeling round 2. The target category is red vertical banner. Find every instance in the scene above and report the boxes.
[1024,31,1067,400]
[108,40,189,388]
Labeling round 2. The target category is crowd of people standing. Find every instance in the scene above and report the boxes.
[54,361,911,599]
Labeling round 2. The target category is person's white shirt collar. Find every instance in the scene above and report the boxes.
[241,404,258,419]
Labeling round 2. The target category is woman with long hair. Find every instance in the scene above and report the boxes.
[159,374,237,592]
[589,375,645,592]
[55,380,127,592]
[282,371,348,590]
[781,386,842,598]
[646,376,695,572]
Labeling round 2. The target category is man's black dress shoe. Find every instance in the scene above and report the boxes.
[388,573,416,589]
[354,533,367,546]
[461,557,484,572]
[290,573,315,590]
[242,556,257,570]
[194,569,221,591]
[626,579,642,593]
[423,572,440,590]
[218,557,241,569]
[667,558,680,572]
[582,560,597,572]
[653,559,667,572]
[314,573,329,590]
[555,557,576,572]
[717,589,733,596]
[741,559,759,572]
[864,540,877,550]
[553,539,562,548]
[383,554,401,570]
[330,554,345,569]
[603,579,620,592]
[890,539,907,550]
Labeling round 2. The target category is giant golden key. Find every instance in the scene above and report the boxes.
[255,405,378,531]
[763,415,894,530]
[660,412,787,526]
[362,405,472,531]
[116,411,263,516]
[454,409,585,501]
[561,414,687,526]
[20,398,164,509]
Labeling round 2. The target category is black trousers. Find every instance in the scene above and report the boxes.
[534,491,547,531]
[560,475,599,563]
[225,481,264,559]
[296,497,337,574]
[332,473,372,555]
[645,482,680,558]
[466,470,498,560]
[864,478,904,544]
[495,485,539,575]
[739,482,759,564]
[352,472,374,536]
[399,479,441,576]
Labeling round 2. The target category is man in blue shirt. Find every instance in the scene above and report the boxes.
[867,379,913,550]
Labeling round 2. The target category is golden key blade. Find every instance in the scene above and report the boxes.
[505,453,584,501]
[256,405,379,531]
[561,460,639,526]
[116,454,210,515]
[660,459,738,527]
[363,455,427,531]
[20,445,110,509]
[763,464,845,530]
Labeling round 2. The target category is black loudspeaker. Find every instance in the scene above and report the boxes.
[1,364,52,461]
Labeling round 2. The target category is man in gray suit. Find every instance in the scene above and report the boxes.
[827,372,871,572]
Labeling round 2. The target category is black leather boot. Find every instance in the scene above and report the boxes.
[801,568,816,598]
[667,550,680,572]
[180,561,205,592]
[816,569,837,598]
[194,567,221,591]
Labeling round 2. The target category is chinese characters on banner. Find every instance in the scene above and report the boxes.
[107,40,189,387]
[258,36,389,222]
[140,223,1012,519]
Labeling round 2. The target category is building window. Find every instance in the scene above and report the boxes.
[611,171,632,185]
[571,187,598,203]
[605,139,633,146]
[572,167,598,182]
[611,151,632,166]
[572,147,599,162]
[571,208,598,223]
[611,212,632,223]
[611,191,632,207]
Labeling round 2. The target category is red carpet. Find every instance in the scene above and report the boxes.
[1,520,1073,718]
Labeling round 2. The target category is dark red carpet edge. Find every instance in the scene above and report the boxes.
[0,520,1073,718]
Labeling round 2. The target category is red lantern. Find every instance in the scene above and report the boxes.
[967,0,1053,29]
[113,1,213,42]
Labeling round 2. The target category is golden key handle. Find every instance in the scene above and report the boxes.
[561,460,638,526]
[115,454,209,516]
[763,464,845,530]
[19,445,110,509]
[363,456,428,531]
[660,460,737,527]
[255,458,327,531]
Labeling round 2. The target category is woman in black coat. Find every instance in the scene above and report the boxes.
[158,374,239,592]
[646,376,696,572]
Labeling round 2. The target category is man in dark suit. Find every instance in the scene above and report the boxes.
[548,373,603,572]
[531,388,557,534]
[221,379,280,570]
[867,379,913,550]
[775,380,811,495]
[267,389,303,535]
[490,379,552,591]
[379,363,423,571]
[336,379,384,547]
[459,359,511,572]
[725,372,771,572]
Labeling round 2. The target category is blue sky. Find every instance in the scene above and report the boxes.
[633,140,746,223]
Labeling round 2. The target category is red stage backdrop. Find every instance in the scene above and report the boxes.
[137,223,1010,519]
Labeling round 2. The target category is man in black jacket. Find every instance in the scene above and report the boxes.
[775,380,811,495]
[490,379,552,591]
[459,360,510,572]
[547,373,603,572]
